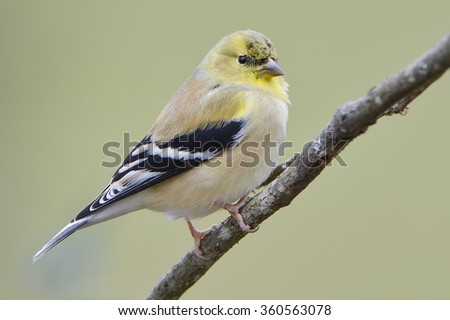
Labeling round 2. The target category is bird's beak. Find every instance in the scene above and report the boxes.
[258,58,284,78]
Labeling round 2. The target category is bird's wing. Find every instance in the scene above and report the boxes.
[73,119,246,221]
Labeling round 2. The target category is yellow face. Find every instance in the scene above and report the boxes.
[204,30,285,86]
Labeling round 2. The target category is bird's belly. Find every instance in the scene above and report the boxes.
[143,94,288,221]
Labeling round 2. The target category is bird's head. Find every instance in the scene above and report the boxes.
[200,30,286,87]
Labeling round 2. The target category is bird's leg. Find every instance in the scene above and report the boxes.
[222,193,259,233]
[186,219,217,260]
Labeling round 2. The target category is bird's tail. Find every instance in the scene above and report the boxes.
[32,219,89,263]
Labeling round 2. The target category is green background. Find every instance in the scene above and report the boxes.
[2,0,450,299]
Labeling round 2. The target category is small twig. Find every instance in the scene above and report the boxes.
[383,72,443,116]
[146,32,450,300]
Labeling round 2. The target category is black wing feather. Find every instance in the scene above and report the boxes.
[74,120,245,221]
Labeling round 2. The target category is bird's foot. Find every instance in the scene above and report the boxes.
[186,220,217,260]
[222,194,259,233]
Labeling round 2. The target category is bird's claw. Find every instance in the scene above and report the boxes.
[187,221,217,260]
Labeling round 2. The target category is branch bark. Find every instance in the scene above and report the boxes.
[146,32,450,300]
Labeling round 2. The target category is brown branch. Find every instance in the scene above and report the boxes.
[146,32,450,300]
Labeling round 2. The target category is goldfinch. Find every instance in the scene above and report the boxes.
[33,30,289,261]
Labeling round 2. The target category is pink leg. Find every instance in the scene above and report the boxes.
[222,193,259,233]
[186,220,217,259]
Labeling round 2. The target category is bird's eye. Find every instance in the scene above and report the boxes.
[237,55,249,65]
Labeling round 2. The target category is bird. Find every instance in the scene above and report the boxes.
[33,30,290,261]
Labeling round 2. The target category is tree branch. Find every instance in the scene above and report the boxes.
[146,32,450,300]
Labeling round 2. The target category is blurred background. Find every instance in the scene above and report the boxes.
[1,0,450,299]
